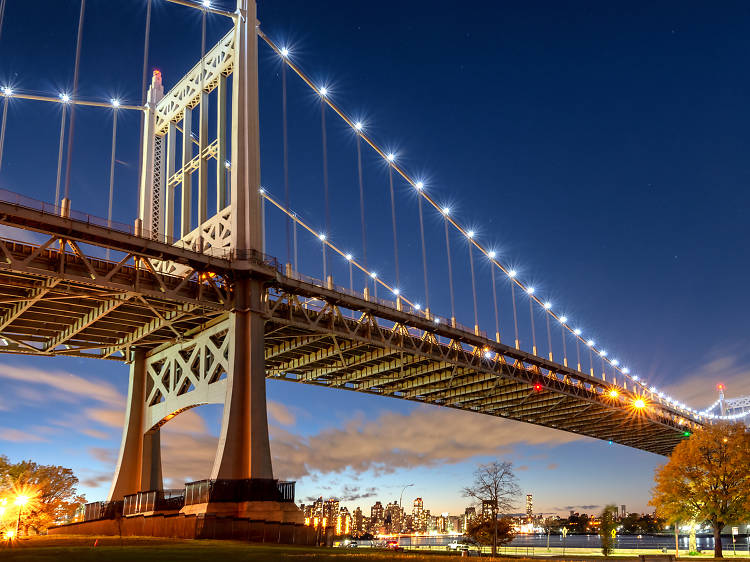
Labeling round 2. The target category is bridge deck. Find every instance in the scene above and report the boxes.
[0,201,701,455]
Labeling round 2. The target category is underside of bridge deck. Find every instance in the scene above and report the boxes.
[0,205,701,457]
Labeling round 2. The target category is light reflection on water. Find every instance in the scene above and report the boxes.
[397,534,749,551]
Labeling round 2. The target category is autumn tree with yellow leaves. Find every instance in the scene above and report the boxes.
[650,423,750,558]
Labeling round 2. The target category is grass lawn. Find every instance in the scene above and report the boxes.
[2,536,749,562]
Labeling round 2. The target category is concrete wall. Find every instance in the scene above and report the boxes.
[49,513,317,545]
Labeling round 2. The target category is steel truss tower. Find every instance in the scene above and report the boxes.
[110,0,301,522]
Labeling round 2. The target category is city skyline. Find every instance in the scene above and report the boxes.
[0,0,749,520]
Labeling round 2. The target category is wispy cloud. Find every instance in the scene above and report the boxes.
[0,364,123,406]
[664,347,750,407]
[0,427,48,443]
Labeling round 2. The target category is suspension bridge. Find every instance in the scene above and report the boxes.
[0,0,746,540]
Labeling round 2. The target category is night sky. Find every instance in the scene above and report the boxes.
[0,0,748,516]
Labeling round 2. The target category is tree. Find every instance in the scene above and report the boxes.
[0,455,85,535]
[650,423,750,558]
[466,516,515,549]
[599,505,618,556]
[463,461,520,557]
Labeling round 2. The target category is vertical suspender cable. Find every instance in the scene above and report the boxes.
[511,282,519,350]
[588,346,594,377]
[561,323,568,367]
[575,336,581,372]
[388,166,400,290]
[54,106,67,205]
[529,297,537,356]
[444,217,456,326]
[490,263,500,343]
[545,313,553,361]
[62,0,86,202]
[282,64,291,265]
[105,108,118,260]
[320,100,330,235]
[356,135,367,268]
[0,96,8,172]
[348,260,353,291]
[0,0,7,171]
[0,0,7,44]
[292,215,298,272]
[136,0,152,215]
[468,241,479,334]
[417,195,429,314]
[322,239,327,280]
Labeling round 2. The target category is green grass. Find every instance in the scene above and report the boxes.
[2,536,749,562]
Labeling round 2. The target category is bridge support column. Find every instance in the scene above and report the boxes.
[108,349,163,500]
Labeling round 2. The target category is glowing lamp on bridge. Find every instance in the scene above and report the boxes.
[392,288,400,295]
[559,316,567,323]
[508,269,517,278]
[415,181,424,190]
[587,339,595,347]
[717,383,725,391]
[632,398,646,410]
[319,86,328,97]
[4,530,14,540]
[488,250,496,259]
[2,86,12,96]
[543,301,551,310]
[532,383,543,393]
[280,47,290,58]
[370,272,377,279]
[59,92,71,103]
[201,0,211,8]
[345,253,352,261]
[318,233,326,241]
[354,121,363,131]
[599,350,607,357]
[414,304,421,310]
[442,206,451,216]
[111,98,121,108]
[526,287,535,295]
[466,230,475,238]
[607,389,619,399]
[386,152,395,162]
[623,367,630,374]
[574,328,582,336]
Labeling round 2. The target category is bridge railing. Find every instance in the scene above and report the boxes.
[82,500,123,521]
[183,478,296,505]
[122,489,185,516]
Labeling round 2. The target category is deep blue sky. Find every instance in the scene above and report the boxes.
[0,0,748,516]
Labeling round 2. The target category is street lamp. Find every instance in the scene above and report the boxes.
[399,483,414,510]
[14,495,29,537]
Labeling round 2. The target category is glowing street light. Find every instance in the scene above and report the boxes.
[280,47,290,58]
[2,86,12,96]
[386,152,395,162]
[319,86,328,97]
[201,0,211,8]
[633,398,646,409]
[442,206,451,216]
[415,181,424,190]
[526,287,535,295]
[559,316,567,323]
[59,92,71,103]
[488,250,496,259]
[111,98,121,108]
[354,121,363,131]
[14,494,29,537]
[608,389,619,399]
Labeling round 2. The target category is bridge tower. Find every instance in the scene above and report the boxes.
[108,0,301,523]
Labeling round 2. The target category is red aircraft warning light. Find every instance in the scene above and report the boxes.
[717,383,726,391]
[533,383,544,392]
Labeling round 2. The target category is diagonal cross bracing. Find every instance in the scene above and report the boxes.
[44,293,131,352]
[0,278,61,331]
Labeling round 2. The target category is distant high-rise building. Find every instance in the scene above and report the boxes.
[385,501,404,534]
[620,505,627,518]
[371,501,384,525]
[353,507,364,534]
[413,497,426,532]
[526,494,533,517]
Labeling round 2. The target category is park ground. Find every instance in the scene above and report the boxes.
[1,536,749,562]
